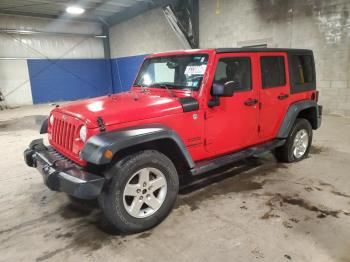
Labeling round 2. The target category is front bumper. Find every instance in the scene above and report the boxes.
[24,139,105,199]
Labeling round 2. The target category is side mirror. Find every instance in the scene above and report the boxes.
[212,81,238,97]
[208,81,239,108]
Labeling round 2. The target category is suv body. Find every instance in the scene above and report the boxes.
[24,48,322,233]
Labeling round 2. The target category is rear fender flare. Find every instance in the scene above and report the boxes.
[277,100,319,138]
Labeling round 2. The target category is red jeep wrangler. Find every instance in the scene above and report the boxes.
[24,48,322,233]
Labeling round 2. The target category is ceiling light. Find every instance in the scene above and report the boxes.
[66,5,85,15]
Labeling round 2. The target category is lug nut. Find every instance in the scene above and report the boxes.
[139,196,143,200]
[143,182,147,187]
[137,189,141,193]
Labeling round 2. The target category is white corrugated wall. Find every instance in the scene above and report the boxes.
[0,14,104,107]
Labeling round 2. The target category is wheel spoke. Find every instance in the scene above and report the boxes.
[138,168,150,185]
[292,129,309,158]
[124,184,140,196]
[145,196,162,211]
[128,198,144,217]
[149,177,166,192]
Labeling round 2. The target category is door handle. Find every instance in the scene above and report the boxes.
[278,93,289,100]
[244,98,258,106]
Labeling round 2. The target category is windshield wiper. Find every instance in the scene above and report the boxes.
[152,83,177,97]
[134,83,149,93]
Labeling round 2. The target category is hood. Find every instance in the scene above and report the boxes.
[55,91,184,128]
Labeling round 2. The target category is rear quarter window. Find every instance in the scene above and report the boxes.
[292,55,314,84]
[289,53,316,93]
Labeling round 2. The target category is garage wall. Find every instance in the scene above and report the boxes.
[3,1,349,113]
[28,59,112,104]
[0,15,103,59]
[111,55,146,93]
[0,14,109,106]
[109,8,184,57]
[0,60,32,106]
[199,0,350,115]
[109,8,184,92]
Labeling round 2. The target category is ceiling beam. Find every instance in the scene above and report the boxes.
[0,28,106,38]
[0,9,101,23]
[102,23,111,59]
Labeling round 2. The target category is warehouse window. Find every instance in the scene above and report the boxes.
[213,57,252,91]
[291,55,314,84]
[260,56,286,88]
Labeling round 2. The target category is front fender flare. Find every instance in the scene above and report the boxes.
[40,118,48,134]
[80,124,195,168]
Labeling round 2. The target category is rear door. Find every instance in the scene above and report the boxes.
[204,53,259,155]
[258,52,290,141]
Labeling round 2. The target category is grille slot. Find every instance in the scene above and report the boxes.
[51,115,78,153]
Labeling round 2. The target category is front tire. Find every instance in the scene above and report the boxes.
[99,150,179,233]
[274,118,313,163]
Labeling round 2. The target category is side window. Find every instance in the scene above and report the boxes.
[260,56,286,88]
[213,57,252,91]
[291,55,314,84]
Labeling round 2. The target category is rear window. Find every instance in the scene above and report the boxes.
[291,55,314,84]
[260,56,286,88]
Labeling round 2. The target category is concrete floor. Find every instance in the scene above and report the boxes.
[0,104,350,262]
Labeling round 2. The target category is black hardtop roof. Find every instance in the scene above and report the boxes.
[215,47,313,54]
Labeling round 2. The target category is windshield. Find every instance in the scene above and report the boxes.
[134,54,209,91]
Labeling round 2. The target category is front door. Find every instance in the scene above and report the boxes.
[204,53,259,155]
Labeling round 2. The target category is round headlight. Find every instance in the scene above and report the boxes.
[79,125,87,142]
[49,114,54,125]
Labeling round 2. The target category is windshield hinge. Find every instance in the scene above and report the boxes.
[97,116,106,132]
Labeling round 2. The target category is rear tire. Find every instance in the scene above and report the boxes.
[274,118,313,163]
[99,150,179,233]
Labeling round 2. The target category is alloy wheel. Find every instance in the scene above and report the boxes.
[123,167,167,218]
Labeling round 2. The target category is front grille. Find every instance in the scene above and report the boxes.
[51,115,78,153]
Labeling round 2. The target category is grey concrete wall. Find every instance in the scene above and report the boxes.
[109,8,184,57]
[199,0,350,115]
[108,0,350,115]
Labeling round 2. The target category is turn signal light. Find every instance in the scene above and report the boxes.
[103,149,113,159]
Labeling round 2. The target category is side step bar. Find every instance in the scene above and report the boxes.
[190,139,286,176]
